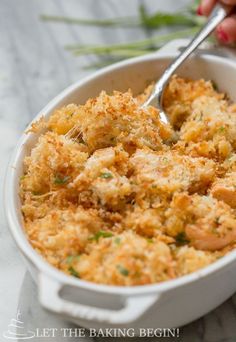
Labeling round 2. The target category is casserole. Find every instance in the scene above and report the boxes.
[5,39,236,331]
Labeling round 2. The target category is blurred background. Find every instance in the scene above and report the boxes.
[1,1,236,341]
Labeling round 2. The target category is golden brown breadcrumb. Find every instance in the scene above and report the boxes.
[20,76,236,286]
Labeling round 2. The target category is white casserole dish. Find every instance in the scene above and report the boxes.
[5,39,236,331]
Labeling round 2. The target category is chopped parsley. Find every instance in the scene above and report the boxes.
[54,175,70,185]
[66,255,80,264]
[32,191,42,196]
[218,126,225,133]
[211,80,218,91]
[68,266,80,278]
[100,172,113,179]
[66,256,74,264]
[117,265,129,276]
[114,237,121,245]
[147,238,153,244]
[89,230,113,242]
[175,232,189,246]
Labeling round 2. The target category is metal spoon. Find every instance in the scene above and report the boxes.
[143,4,231,125]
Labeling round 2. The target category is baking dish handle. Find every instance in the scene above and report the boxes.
[38,273,160,325]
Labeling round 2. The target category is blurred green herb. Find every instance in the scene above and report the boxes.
[138,4,203,28]
[175,232,189,246]
[114,237,121,245]
[32,191,42,196]
[89,230,114,242]
[66,255,80,264]
[68,266,80,278]
[100,172,113,179]
[54,175,70,185]
[41,2,202,29]
[41,1,204,67]
[41,15,139,27]
[117,264,129,276]
[66,27,199,56]
[211,80,219,91]
[218,126,226,133]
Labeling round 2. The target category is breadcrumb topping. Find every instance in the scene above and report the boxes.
[20,76,236,286]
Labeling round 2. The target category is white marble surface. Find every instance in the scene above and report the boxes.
[1,0,236,341]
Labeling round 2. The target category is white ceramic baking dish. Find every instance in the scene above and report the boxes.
[5,39,236,332]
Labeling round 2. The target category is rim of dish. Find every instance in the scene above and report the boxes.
[5,51,236,296]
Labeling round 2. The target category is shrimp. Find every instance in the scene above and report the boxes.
[210,172,236,209]
[186,223,236,251]
[184,194,236,251]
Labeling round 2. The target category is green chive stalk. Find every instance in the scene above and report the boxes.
[41,1,205,67]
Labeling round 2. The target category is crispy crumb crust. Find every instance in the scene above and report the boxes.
[20,76,236,286]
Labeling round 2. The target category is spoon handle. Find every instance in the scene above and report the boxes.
[144,4,230,109]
